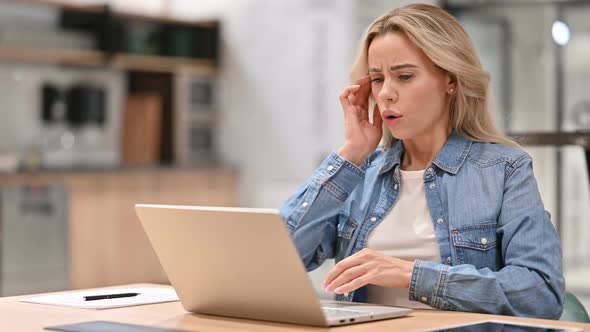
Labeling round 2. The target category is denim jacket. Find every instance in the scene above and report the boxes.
[280,131,565,319]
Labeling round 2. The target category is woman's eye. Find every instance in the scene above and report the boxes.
[398,74,414,81]
[370,77,383,83]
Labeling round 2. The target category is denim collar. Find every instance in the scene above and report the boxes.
[378,130,472,175]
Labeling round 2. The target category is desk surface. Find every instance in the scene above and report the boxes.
[2,284,590,332]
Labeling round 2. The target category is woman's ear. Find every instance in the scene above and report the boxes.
[446,73,457,94]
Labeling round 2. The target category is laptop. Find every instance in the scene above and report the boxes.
[135,204,412,326]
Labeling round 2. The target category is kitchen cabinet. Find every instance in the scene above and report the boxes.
[0,168,237,290]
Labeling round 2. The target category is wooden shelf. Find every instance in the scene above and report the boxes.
[507,131,590,148]
[0,46,217,74]
[2,0,105,14]
[0,2,218,73]
[14,0,217,27]
[111,53,217,75]
[0,46,105,66]
[112,10,217,28]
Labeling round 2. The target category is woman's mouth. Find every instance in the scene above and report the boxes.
[382,109,402,126]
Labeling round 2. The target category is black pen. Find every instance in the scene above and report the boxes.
[83,292,140,301]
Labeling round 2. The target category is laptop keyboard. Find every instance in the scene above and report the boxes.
[322,307,367,319]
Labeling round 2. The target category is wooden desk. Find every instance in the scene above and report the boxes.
[2,284,589,331]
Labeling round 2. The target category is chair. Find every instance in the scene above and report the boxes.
[560,291,590,323]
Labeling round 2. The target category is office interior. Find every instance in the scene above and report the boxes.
[0,0,588,317]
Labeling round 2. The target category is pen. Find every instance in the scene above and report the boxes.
[83,292,140,301]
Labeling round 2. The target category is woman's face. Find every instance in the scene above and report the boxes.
[367,32,454,141]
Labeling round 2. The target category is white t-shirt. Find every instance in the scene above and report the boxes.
[365,169,441,309]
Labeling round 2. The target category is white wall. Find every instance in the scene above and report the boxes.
[213,0,355,208]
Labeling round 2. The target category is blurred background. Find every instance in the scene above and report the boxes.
[0,0,588,311]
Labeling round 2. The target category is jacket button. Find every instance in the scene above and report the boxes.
[446,256,452,264]
[429,183,436,190]
[481,238,488,245]
[327,165,334,172]
[427,167,434,173]
[436,217,444,224]
[370,217,377,222]
[394,183,399,190]
[421,296,428,302]
[302,202,308,207]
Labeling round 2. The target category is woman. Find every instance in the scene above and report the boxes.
[280,3,564,319]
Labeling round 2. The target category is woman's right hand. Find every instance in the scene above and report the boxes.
[337,75,383,166]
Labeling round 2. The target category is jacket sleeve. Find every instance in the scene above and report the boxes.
[280,152,365,271]
[409,155,565,319]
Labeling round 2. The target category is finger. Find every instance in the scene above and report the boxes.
[372,104,383,129]
[355,81,371,123]
[358,103,369,123]
[356,75,371,109]
[322,254,364,289]
[356,76,372,107]
[353,75,371,86]
[334,275,372,295]
[339,85,361,109]
[325,264,366,292]
[348,91,357,106]
[339,84,361,99]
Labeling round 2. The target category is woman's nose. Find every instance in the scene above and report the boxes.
[378,82,398,104]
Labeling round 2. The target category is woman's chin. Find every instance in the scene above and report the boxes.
[389,128,410,140]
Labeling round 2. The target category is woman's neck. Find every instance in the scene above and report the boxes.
[400,127,451,171]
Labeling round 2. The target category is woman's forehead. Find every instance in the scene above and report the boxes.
[367,32,430,68]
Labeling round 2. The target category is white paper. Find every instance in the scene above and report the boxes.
[20,287,179,309]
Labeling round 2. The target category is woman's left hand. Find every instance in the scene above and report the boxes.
[322,248,415,295]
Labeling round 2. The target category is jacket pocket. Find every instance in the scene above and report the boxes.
[451,222,500,270]
[335,213,357,262]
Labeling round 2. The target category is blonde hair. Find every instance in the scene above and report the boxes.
[351,3,518,148]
